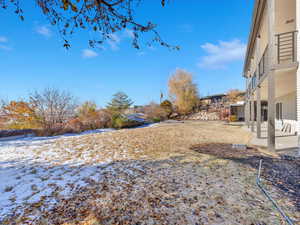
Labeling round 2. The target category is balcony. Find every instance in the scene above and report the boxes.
[247,31,298,94]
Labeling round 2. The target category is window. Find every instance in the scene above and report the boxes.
[276,103,283,120]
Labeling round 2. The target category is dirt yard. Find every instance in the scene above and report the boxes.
[0,121,299,225]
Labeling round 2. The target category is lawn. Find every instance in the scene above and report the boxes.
[0,121,298,224]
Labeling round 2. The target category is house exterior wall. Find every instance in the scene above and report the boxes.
[257,6,268,65]
[275,0,296,34]
[244,0,300,140]
[245,0,297,80]
[296,0,300,135]
[275,91,296,120]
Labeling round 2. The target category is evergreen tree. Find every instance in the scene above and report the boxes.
[107,92,133,113]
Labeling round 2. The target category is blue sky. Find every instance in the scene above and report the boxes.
[0,0,254,107]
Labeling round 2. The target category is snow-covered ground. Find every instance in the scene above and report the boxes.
[0,123,161,221]
[0,128,120,220]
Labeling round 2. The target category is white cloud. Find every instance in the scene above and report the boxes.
[197,39,246,69]
[0,36,12,51]
[36,25,52,38]
[82,49,98,58]
[0,36,8,43]
[107,33,121,51]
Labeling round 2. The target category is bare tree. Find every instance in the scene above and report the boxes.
[144,101,168,121]
[0,0,178,50]
[226,89,245,104]
[0,98,6,114]
[29,88,77,129]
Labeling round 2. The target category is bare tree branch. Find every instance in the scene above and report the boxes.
[0,0,179,50]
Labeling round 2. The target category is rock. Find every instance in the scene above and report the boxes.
[184,111,220,121]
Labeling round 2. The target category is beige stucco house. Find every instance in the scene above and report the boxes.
[244,0,300,151]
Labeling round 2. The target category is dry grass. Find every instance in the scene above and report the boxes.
[2,121,299,225]
[36,121,251,164]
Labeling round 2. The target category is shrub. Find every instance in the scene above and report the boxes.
[80,113,100,130]
[76,101,113,130]
[36,109,113,136]
[112,116,126,129]
[160,100,173,118]
[77,101,97,116]
[65,118,84,133]
[97,109,113,128]
[112,115,140,129]
[77,101,98,130]
[34,123,66,136]
[229,115,238,122]
[144,102,168,122]
[152,117,161,123]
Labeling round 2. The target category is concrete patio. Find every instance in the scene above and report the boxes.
[243,122,300,157]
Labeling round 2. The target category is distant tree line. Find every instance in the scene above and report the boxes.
[0,69,244,136]
[0,88,172,135]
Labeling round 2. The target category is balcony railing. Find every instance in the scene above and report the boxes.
[276,31,297,64]
[247,31,298,95]
[258,45,268,78]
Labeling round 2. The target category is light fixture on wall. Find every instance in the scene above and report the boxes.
[286,19,294,24]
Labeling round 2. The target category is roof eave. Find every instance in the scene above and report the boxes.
[243,0,266,76]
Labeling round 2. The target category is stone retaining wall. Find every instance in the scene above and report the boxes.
[182,111,220,121]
